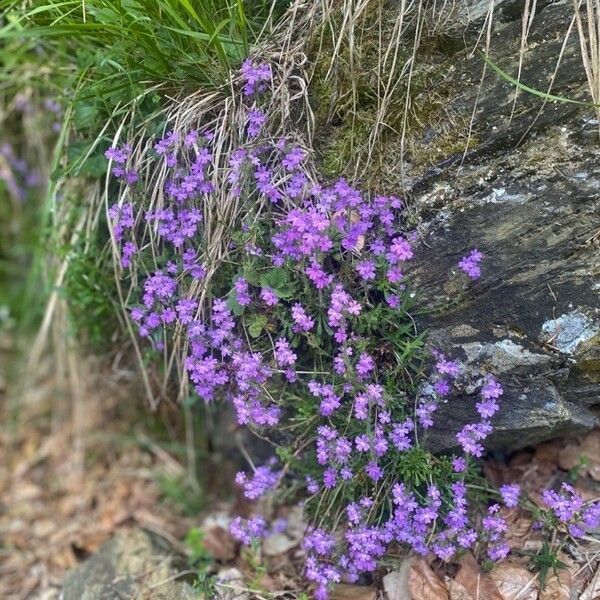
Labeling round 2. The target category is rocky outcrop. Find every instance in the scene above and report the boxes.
[61,529,198,600]
[408,2,600,450]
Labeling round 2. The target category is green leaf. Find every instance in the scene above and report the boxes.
[482,52,600,108]
[246,313,267,338]
[226,287,245,316]
[260,267,294,298]
[72,99,99,130]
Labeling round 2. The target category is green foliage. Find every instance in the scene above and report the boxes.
[156,473,205,515]
[0,0,286,100]
[185,527,214,564]
[530,542,567,589]
[184,527,216,594]
[62,238,120,348]
[397,446,434,487]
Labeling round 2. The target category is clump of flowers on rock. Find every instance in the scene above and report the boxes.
[104,60,600,599]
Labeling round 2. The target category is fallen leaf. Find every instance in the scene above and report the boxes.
[202,525,236,560]
[558,431,600,481]
[490,564,538,600]
[330,583,377,600]
[503,509,533,549]
[408,558,449,600]
[580,567,600,600]
[532,442,562,475]
[448,579,475,600]
[454,554,503,600]
[382,558,413,600]
[539,570,572,600]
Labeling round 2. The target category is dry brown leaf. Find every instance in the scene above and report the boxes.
[580,567,600,600]
[558,432,600,481]
[408,558,449,600]
[532,442,564,475]
[454,554,503,600]
[330,583,377,600]
[202,525,236,560]
[490,564,538,600]
[539,571,572,600]
[448,579,475,600]
[503,509,534,550]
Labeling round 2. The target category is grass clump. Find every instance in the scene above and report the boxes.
[307,0,474,190]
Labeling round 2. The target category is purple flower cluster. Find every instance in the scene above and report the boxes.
[241,59,272,96]
[458,249,483,279]
[542,483,600,538]
[499,483,521,508]
[105,144,138,184]
[235,463,281,499]
[229,515,267,545]
[456,376,502,457]
[104,59,515,600]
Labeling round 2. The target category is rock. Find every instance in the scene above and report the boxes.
[214,567,249,600]
[61,528,199,600]
[262,532,298,556]
[404,2,600,451]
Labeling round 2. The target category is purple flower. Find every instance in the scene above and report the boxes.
[542,483,583,523]
[274,337,296,367]
[235,463,281,499]
[355,260,376,281]
[356,352,375,380]
[388,236,413,263]
[261,286,279,306]
[105,144,131,164]
[305,259,333,289]
[154,131,178,155]
[456,421,492,457]
[499,484,520,508]
[481,376,503,399]
[416,400,437,429]
[247,109,266,138]
[365,461,383,482]
[488,543,510,561]
[234,277,251,306]
[241,59,272,96]
[387,266,403,283]
[436,358,460,378]
[355,434,370,452]
[230,516,267,545]
[282,147,306,171]
[389,419,414,451]
[291,303,314,332]
[452,457,467,473]
[306,476,319,494]
[458,249,483,280]
[184,129,198,147]
[323,468,337,489]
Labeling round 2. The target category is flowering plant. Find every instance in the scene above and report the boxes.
[104,60,600,598]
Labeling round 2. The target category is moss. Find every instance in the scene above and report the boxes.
[307,0,476,191]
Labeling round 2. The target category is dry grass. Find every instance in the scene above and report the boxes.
[574,0,600,130]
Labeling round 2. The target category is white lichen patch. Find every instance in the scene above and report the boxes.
[541,311,599,354]
[478,187,529,205]
[461,339,551,372]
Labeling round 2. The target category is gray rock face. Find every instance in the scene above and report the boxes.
[61,529,199,600]
[409,3,600,451]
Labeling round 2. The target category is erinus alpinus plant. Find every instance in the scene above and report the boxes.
[105,61,600,598]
